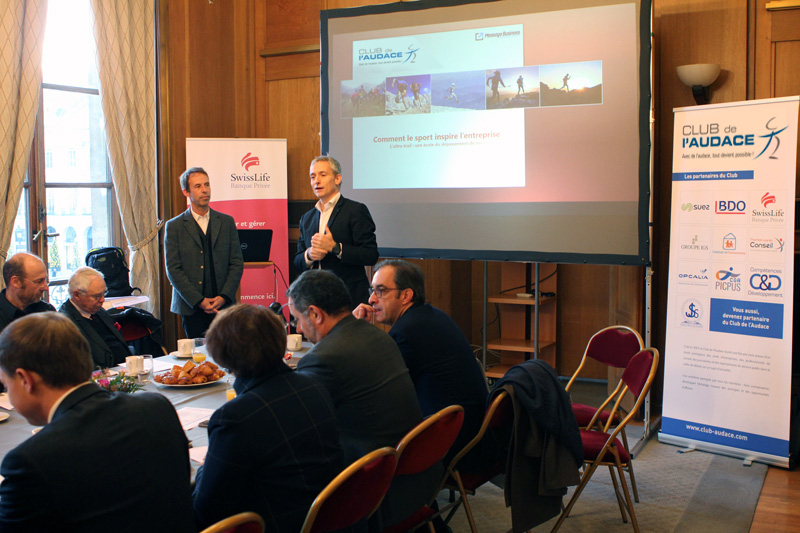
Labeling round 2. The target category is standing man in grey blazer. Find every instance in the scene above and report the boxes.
[165,167,243,338]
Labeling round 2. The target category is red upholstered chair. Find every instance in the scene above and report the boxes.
[198,511,265,533]
[552,348,659,533]
[382,405,465,533]
[564,325,643,500]
[301,447,398,533]
[437,390,513,533]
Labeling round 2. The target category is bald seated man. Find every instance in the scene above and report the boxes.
[0,253,54,334]
[59,267,131,369]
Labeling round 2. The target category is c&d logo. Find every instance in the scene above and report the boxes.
[749,273,781,291]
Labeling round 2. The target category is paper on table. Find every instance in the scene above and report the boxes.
[0,393,14,411]
[176,407,214,430]
[189,445,208,465]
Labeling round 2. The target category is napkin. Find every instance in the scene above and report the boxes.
[189,446,208,465]
[176,407,215,430]
[0,393,14,411]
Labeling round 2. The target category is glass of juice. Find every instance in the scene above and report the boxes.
[192,338,206,364]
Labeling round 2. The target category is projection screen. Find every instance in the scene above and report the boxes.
[321,0,652,265]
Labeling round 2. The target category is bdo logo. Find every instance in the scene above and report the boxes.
[715,200,746,214]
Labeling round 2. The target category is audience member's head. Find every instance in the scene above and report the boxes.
[368,259,425,325]
[68,267,107,315]
[2,253,49,309]
[0,312,93,424]
[286,270,351,343]
[205,304,287,380]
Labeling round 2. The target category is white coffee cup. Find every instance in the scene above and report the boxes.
[126,355,143,375]
[177,338,193,356]
[287,334,303,352]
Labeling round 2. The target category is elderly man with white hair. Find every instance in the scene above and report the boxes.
[59,266,131,368]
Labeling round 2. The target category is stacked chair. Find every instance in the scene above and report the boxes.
[564,325,644,501]
[198,512,265,533]
[553,347,660,532]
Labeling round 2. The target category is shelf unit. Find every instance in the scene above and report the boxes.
[484,262,558,379]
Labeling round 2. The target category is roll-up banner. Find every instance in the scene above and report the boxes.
[660,97,799,467]
[186,138,289,308]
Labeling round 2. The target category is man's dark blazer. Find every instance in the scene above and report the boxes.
[58,299,131,368]
[390,303,489,462]
[293,196,378,307]
[165,207,243,316]
[0,383,195,533]
[297,315,433,528]
[0,289,55,333]
[193,365,343,532]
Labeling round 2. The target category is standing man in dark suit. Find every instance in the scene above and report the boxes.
[354,260,489,465]
[59,267,131,369]
[288,270,435,529]
[0,312,194,532]
[193,304,343,532]
[0,252,54,334]
[293,156,378,309]
[165,167,243,338]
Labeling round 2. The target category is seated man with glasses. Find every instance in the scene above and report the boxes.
[0,252,55,334]
[354,259,489,466]
[59,267,131,368]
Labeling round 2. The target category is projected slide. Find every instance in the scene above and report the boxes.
[323,0,649,262]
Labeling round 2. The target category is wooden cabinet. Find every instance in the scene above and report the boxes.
[485,262,557,379]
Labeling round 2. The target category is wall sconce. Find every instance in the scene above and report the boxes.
[676,64,721,105]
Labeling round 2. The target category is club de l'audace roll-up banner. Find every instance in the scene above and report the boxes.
[660,97,799,467]
[186,138,288,308]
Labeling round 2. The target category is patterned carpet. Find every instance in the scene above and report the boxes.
[437,437,767,532]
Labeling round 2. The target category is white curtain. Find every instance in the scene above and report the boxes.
[0,0,48,286]
[90,0,161,316]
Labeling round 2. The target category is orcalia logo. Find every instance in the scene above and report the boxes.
[761,192,776,207]
[241,153,259,171]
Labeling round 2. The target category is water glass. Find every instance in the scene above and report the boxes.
[138,355,153,384]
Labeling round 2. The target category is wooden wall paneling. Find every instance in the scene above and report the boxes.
[265,0,324,49]
[234,0,257,139]
[557,264,611,379]
[267,77,322,200]
[651,1,748,374]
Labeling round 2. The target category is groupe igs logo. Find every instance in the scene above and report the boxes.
[241,153,259,172]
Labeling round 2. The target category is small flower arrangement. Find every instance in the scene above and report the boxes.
[92,369,145,394]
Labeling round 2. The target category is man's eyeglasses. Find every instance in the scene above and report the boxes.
[80,290,107,301]
[368,286,404,298]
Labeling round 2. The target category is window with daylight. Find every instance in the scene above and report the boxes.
[15,0,122,307]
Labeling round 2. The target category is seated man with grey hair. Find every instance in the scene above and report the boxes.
[59,266,131,368]
[0,313,195,532]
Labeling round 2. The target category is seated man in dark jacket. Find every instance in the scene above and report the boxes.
[0,313,194,532]
[59,267,131,368]
[193,304,344,532]
[353,259,489,463]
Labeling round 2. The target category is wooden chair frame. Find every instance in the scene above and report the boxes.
[198,511,265,533]
[565,325,644,502]
[552,347,659,533]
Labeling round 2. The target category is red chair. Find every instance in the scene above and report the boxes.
[438,390,513,533]
[301,447,398,533]
[382,405,465,533]
[552,348,659,533]
[198,511,265,533]
[565,325,643,500]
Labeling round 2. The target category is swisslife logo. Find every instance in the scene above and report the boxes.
[241,153,259,171]
[751,191,786,224]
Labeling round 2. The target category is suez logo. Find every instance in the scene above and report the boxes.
[715,200,746,214]
[681,202,710,212]
[715,267,741,292]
